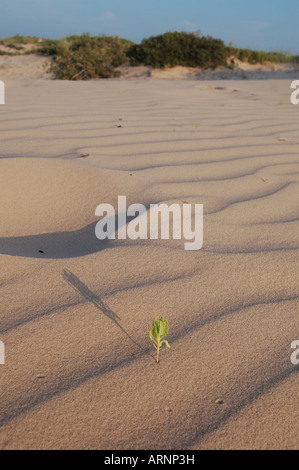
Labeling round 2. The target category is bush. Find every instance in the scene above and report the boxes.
[39,34,133,80]
[2,32,297,77]
[0,35,42,46]
[126,31,227,69]
[226,46,296,65]
[38,39,60,56]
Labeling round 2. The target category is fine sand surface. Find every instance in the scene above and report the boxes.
[0,76,298,450]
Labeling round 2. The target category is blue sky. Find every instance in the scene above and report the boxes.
[1,0,298,53]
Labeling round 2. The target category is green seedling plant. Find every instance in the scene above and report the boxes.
[149,316,170,363]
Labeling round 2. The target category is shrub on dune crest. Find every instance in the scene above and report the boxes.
[39,33,133,80]
[126,31,227,69]
[25,31,299,79]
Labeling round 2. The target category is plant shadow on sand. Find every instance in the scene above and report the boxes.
[62,269,155,360]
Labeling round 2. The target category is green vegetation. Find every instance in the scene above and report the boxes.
[0,34,43,51]
[0,34,41,46]
[38,34,133,79]
[0,50,12,56]
[149,316,170,363]
[126,31,227,68]
[0,31,298,79]
[127,32,299,68]
[226,45,299,65]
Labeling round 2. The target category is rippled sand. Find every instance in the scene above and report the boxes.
[0,78,298,449]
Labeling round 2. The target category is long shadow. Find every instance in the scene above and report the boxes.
[0,223,109,259]
[0,210,150,259]
[62,269,154,360]
[0,290,297,432]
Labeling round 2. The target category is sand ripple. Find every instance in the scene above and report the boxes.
[0,79,298,449]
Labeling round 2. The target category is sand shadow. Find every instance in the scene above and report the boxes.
[0,223,110,259]
[0,209,150,259]
[62,269,154,359]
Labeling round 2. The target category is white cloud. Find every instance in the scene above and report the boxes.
[183,19,196,29]
[102,11,117,21]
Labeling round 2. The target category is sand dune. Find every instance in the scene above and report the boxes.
[1,53,299,81]
[0,77,298,449]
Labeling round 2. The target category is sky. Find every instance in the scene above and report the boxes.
[0,0,298,54]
